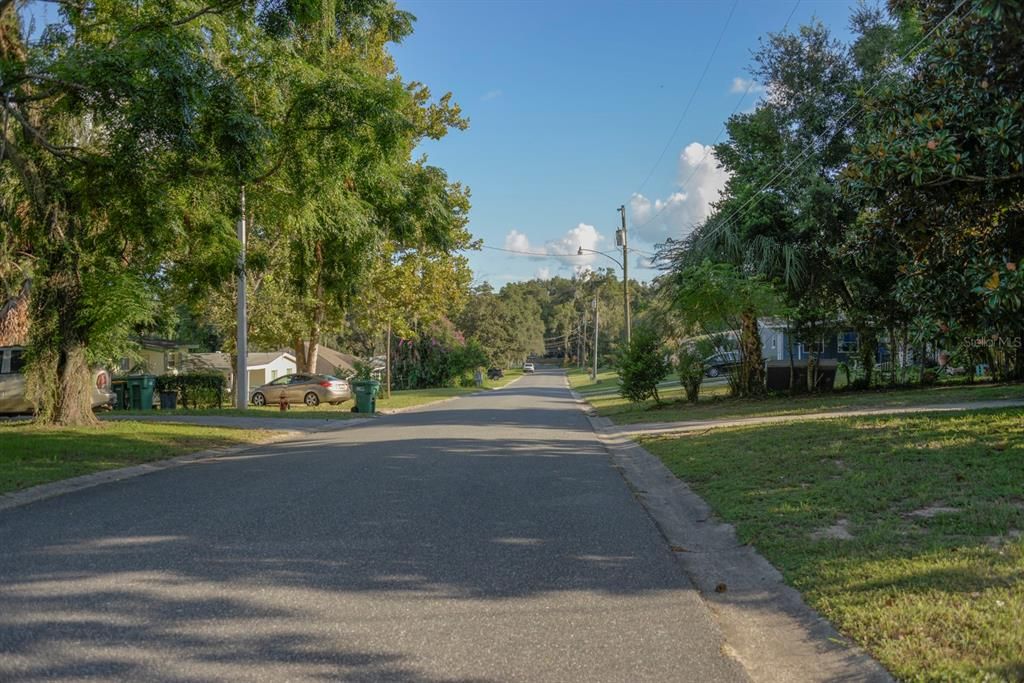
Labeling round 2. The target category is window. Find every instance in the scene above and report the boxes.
[271,369,278,380]
[268,376,290,386]
[9,349,25,373]
[837,331,859,354]
[797,340,825,359]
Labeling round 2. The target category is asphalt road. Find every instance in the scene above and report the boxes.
[0,369,748,682]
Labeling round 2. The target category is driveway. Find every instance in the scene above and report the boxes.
[0,369,746,682]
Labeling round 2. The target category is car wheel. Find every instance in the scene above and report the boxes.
[304,392,320,407]
[252,392,266,406]
[707,367,720,378]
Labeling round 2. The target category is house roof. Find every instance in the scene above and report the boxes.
[314,345,358,377]
[137,337,193,351]
[184,351,295,373]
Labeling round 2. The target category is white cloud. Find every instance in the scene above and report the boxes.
[629,142,729,243]
[481,89,503,101]
[504,228,532,253]
[730,76,765,94]
[500,223,606,275]
[534,267,552,280]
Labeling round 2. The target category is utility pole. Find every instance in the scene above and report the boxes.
[580,314,588,368]
[235,185,248,410]
[617,205,632,345]
[592,297,599,380]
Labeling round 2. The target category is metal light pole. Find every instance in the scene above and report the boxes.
[235,185,248,410]
[617,205,632,345]
[578,245,629,347]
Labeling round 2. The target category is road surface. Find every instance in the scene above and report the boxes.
[0,369,747,682]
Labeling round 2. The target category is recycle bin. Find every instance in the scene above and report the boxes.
[351,379,380,414]
[111,379,128,410]
[125,374,157,410]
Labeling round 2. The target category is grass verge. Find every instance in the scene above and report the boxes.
[378,369,523,411]
[586,378,1024,425]
[0,420,271,494]
[642,408,1024,682]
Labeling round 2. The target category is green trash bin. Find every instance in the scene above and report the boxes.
[125,374,157,410]
[351,379,380,414]
[111,379,128,410]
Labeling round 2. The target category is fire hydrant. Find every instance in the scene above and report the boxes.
[279,391,289,412]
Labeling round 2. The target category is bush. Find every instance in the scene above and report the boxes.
[676,346,705,403]
[618,328,672,405]
[155,372,226,409]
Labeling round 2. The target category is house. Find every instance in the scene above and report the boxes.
[184,351,297,389]
[118,338,194,375]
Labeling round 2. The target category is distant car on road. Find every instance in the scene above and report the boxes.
[250,373,351,407]
[0,345,115,414]
[523,362,535,373]
[703,351,741,378]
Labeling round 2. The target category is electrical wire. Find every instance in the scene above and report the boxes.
[632,0,739,198]
[691,0,971,250]
[630,0,802,235]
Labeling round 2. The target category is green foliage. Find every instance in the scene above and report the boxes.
[155,373,227,409]
[391,318,483,389]
[617,327,672,405]
[457,284,545,365]
[676,337,718,403]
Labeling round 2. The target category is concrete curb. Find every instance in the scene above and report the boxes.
[566,379,892,683]
[0,425,346,514]
[602,398,1024,438]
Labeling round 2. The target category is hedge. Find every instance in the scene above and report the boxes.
[155,372,226,409]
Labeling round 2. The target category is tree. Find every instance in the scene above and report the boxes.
[0,1,271,424]
[844,0,1024,379]
[617,326,671,405]
[664,260,781,396]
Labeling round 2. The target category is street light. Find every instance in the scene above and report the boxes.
[577,245,630,345]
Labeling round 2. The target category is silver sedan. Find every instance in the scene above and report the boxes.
[250,373,351,407]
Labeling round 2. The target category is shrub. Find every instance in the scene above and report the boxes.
[618,327,672,405]
[676,346,705,403]
[155,372,226,409]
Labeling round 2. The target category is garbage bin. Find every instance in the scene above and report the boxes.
[159,390,178,410]
[125,374,157,410]
[351,379,380,414]
[111,379,128,410]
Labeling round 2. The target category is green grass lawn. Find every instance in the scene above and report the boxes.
[0,420,271,494]
[378,369,524,411]
[584,377,1024,425]
[642,409,1024,682]
[115,370,526,418]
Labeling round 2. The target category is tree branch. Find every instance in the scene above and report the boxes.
[3,101,87,160]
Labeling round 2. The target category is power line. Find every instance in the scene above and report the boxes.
[633,0,739,198]
[631,0,802,235]
[692,0,971,251]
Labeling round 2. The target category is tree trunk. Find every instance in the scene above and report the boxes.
[739,310,765,396]
[293,336,308,373]
[27,273,97,426]
[385,321,392,399]
[858,325,876,388]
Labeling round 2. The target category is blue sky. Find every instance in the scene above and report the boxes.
[390,0,857,286]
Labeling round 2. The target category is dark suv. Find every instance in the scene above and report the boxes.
[703,350,741,378]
